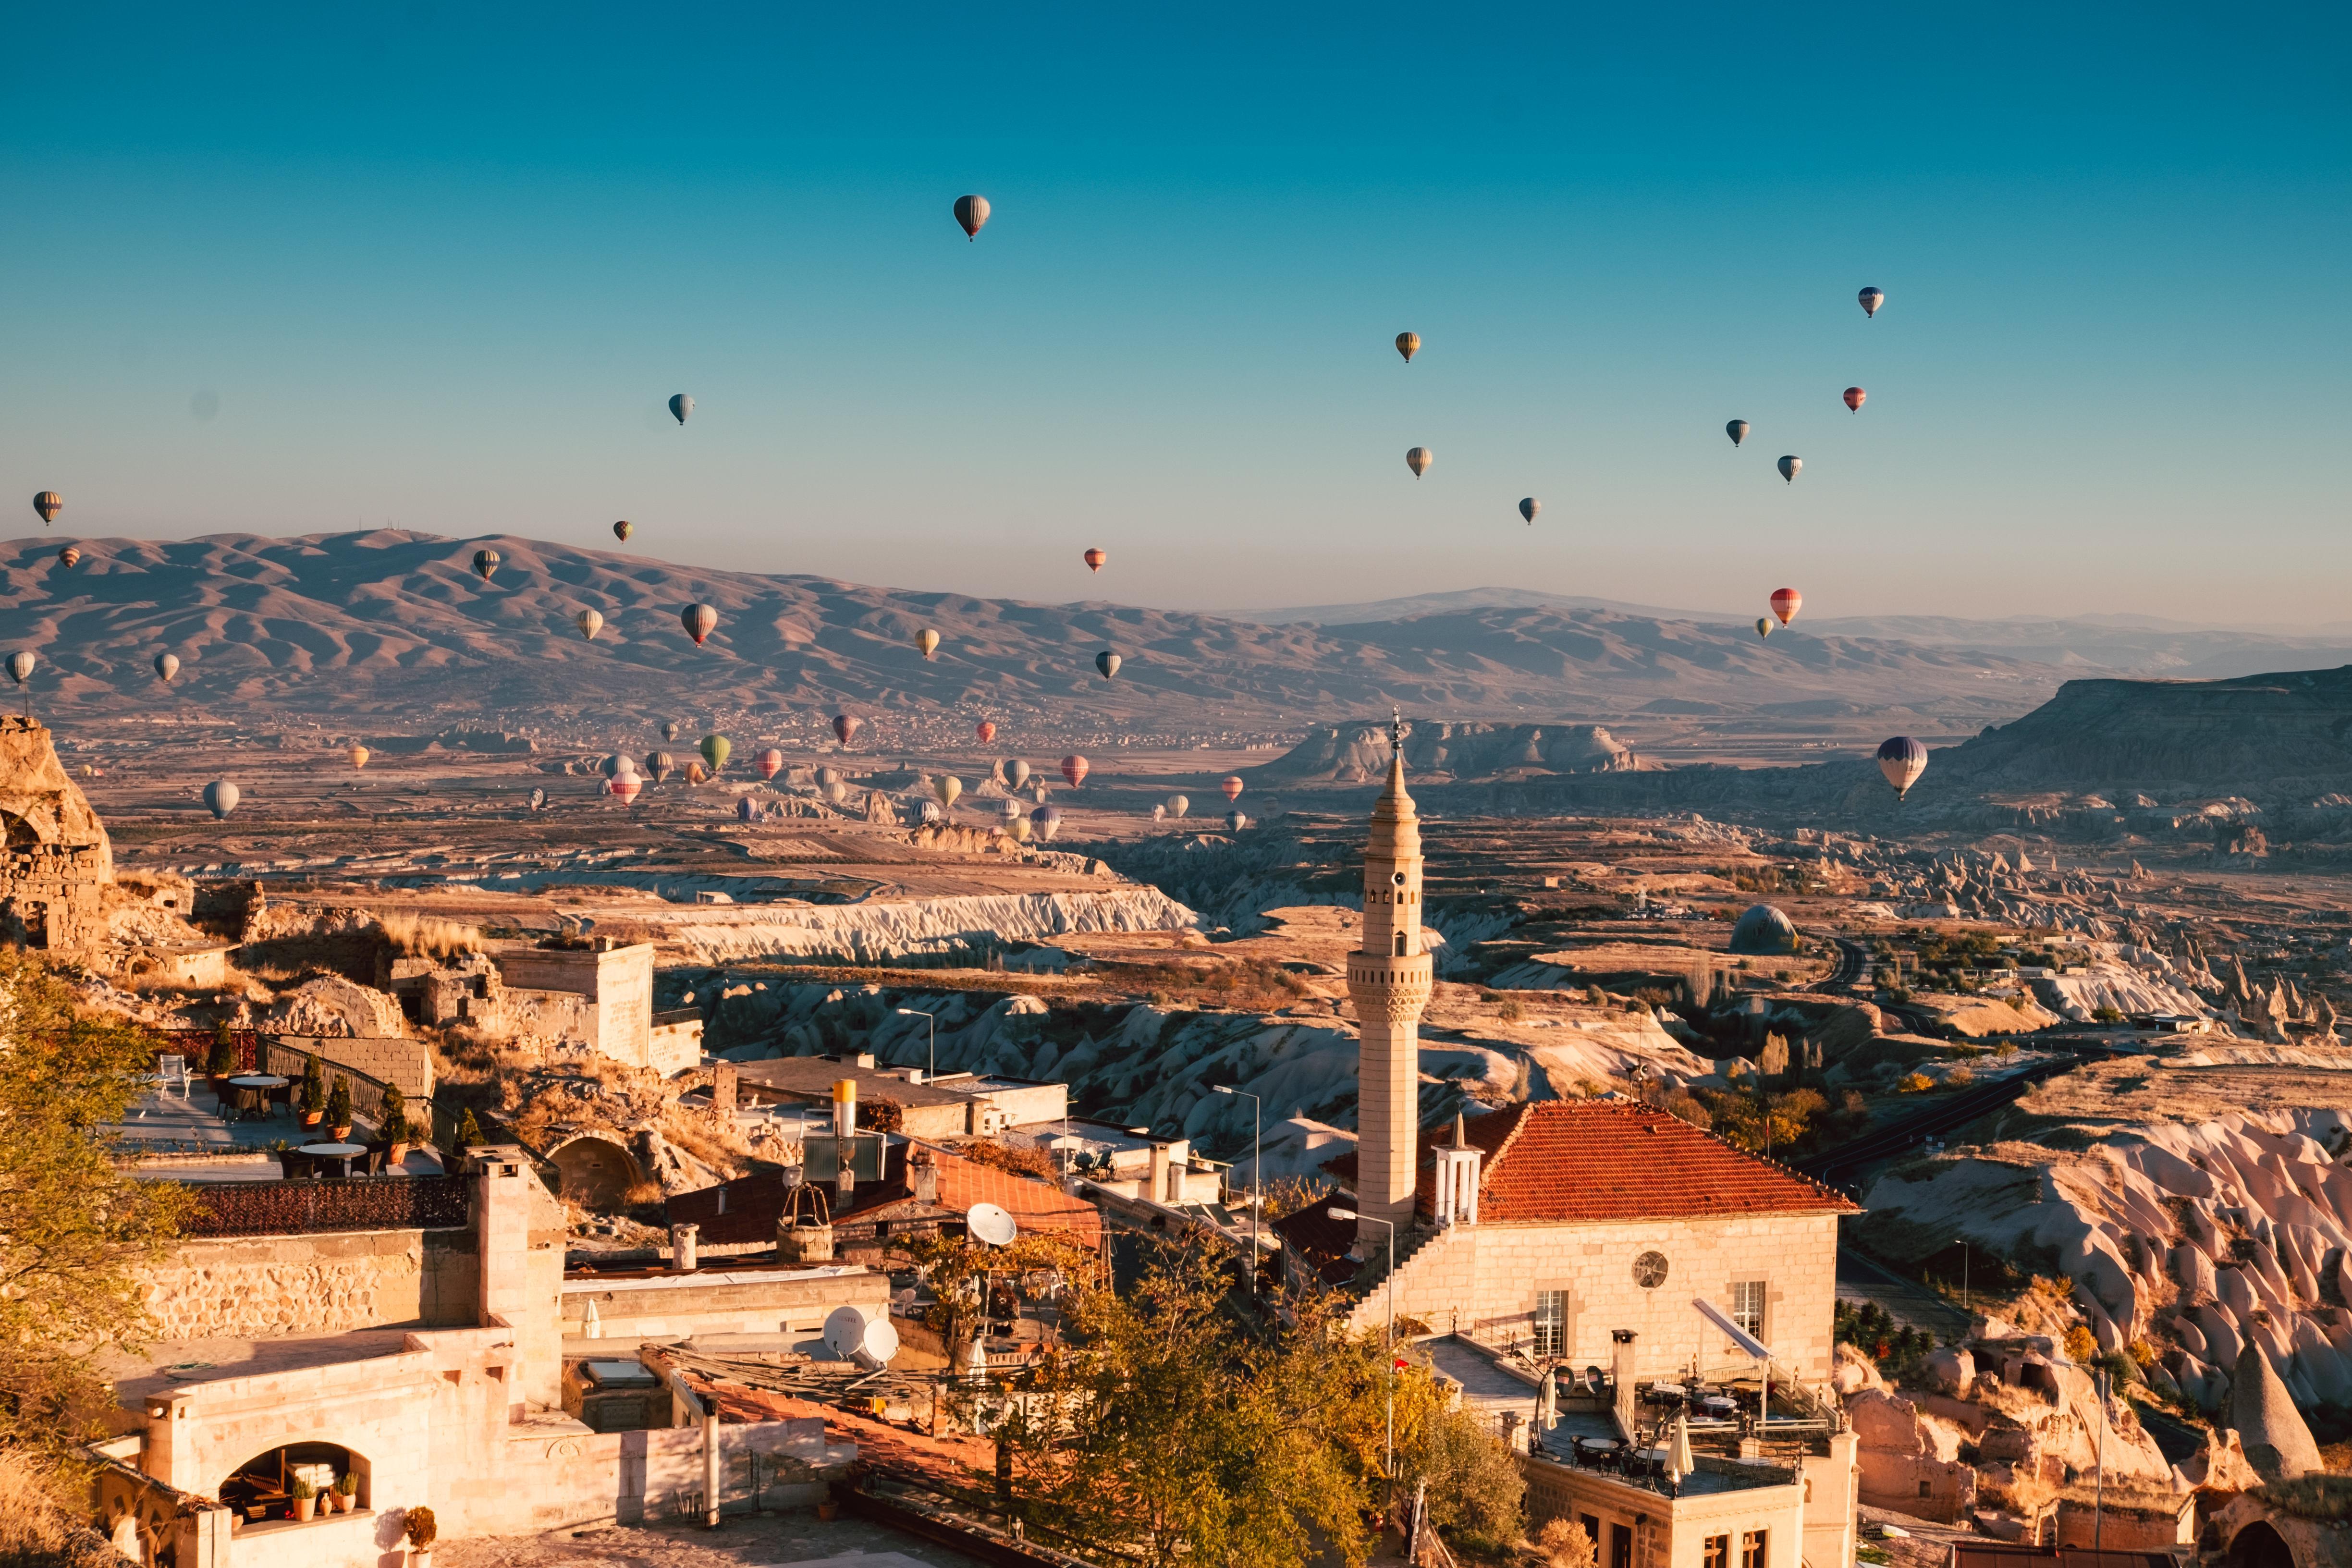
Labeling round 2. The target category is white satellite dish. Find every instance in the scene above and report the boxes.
[823,1304,901,1370]
[968,1202,1018,1247]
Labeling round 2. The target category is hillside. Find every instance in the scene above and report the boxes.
[3,530,2055,741]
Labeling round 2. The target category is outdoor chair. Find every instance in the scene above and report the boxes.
[146,1053,189,1101]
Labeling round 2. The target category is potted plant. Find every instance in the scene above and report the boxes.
[292,1477,317,1522]
[329,1473,355,1513]
[403,1506,436,1568]
[206,1023,239,1093]
[815,1490,838,1522]
[380,1083,411,1163]
[300,1052,326,1129]
[326,1076,354,1142]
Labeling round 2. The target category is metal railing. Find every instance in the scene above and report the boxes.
[181,1174,470,1237]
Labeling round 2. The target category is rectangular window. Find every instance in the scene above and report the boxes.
[1581,1516,1602,1549]
[1610,1524,1632,1568]
[1731,1279,1766,1340]
[1703,1538,1730,1568]
[1740,1530,1766,1568]
[1533,1290,1568,1359]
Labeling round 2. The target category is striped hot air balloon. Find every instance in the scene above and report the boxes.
[33,492,61,525]
[976,720,996,744]
[681,604,717,646]
[954,194,990,240]
[1060,755,1089,787]
[1406,446,1433,478]
[1777,455,1801,484]
[609,772,643,805]
[1726,419,1749,447]
[756,748,783,780]
[1395,331,1420,363]
[1770,588,1801,626]
[1877,736,1928,799]
[1221,776,1243,803]
[58,546,80,569]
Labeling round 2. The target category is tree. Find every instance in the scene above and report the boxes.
[453,1108,483,1149]
[0,952,190,1448]
[299,1051,325,1115]
[378,1083,409,1144]
[205,1020,237,1078]
[1404,1404,1525,1555]
[1758,1031,1790,1080]
[326,1075,353,1132]
[1539,1519,1597,1568]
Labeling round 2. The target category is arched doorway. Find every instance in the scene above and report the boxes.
[547,1133,645,1210]
[2228,1521,2296,1568]
[217,1441,368,1524]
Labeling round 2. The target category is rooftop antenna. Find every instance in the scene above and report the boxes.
[967,1202,1017,1247]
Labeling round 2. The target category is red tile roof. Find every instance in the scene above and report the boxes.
[1323,1101,1856,1225]
[667,1140,1101,1248]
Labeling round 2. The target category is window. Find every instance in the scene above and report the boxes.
[1610,1524,1632,1568]
[1919,1481,1933,1498]
[1533,1290,1567,1358]
[1581,1516,1601,1550]
[1741,1530,1766,1568]
[1703,1537,1730,1568]
[1395,932,1408,956]
[1732,1279,1766,1339]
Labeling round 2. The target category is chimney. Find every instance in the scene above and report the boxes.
[1148,1141,1173,1204]
[669,1222,699,1274]
[1611,1330,1638,1430]
[711,1061,737,1119]
[833,1078,858,1140]
[910,1152,939,1205]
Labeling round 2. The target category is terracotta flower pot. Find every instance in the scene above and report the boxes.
[331,1124,353,1141]
[302,1111,323,1129]
[296,1497,316,1521]
[816,1502,838,1522]
[390,1142,411,1164]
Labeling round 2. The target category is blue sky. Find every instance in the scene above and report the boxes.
[4,2,2345,623]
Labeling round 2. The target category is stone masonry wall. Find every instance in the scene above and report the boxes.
[271,1035,437,1101]
[141,1228,478,1338]
[1366,1211,1843,1384]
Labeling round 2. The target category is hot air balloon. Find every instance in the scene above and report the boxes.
[681,604,717,646]
[349,745,369,770]
[686,760,709,785]
[153,652,179,683]
[1727,419,1750,447]
[737,796,758,822]
[976,720,997,744]
[33,492,61,526]
[1396,332,1420,363]
[6,652,34,686]
[833,714,861,746]
[646,752,675,783]
[609,772,643,805]
[1061,755,1089,787]
[756,747,783,780]
[954,194,990,240]
[1843,386,1866,413]
[1035,805,1063,842]
[613,520,634,542]
[1095,650,1120,681]
[1083,548,1106,573]
[1010,815,1032,843]
[1165,794,1189,819]
[1519,498,1540,526]
[1755,617,1773,640]
[1770,588,1802,626]
[472,549,500,581]
[700,734,731,772]
[1005,759,1030,789]
[58,546,80,569]
[528,786,546,811]
[915,628,940,659]
[202,780,239,820]
[1777,455,1801,484]
[661,721,679,742]
[824,778,849,806]
[1877,735,1928,799]
[998,798,1022,823]
[576,609,604,641]
[1221,775,1243,803]
[934,775,963,810]
[600,753,637,780]
[669,393,693,424]
[817,766,841,787]
[1225,809,1247,832]
[1406,446,1432,478]
[1858,286,1885,318]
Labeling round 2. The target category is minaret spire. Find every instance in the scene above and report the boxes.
[1346,710,1433,1244]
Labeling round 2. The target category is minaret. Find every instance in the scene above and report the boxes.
[1346,710,1433,1244]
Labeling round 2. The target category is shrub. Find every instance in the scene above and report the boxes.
[1943,1066,1974,1090]
[326,1076,353,1130]
[863,1095,906,1133]
[403,1506,436,1548]
[1898,1072,1935,1093]
[2063,1325,2097,1364]
[961,1139,1057,1182]
[378,1083,409,1144]
[453,1108,483,1149]
[291,1477,315,1501]
[300,1052,325,1113]
[1496,997,1524,1023]
[2093,1005,2124,1024]
[206,1023,238,1078]
[1537,1519,1596,1568]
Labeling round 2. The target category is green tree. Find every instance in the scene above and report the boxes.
[299,1051,325,1114]
[325,1076,353,1132]
[205,1020,237,1078]
[0,953,190,1447]
[453,1108,483,1149]
[377,1083,409,1144]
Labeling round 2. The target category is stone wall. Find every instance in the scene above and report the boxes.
[1368,1211,1843,1385]
[270,1035,437,1101]
[493,943,657,1069]
[140,1228,478,1339]
[559,1265,887,1343]
[0,715,112,952]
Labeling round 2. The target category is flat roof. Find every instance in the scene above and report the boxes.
[732,1057,972,1109]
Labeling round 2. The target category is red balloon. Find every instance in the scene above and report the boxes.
[608,772,643,805]
[1083,548,1106,573]
[1221,775,1243,803]
[756,748,783,781]
[833,714,861,746]
[976,720,997,744]
[1060,755,1089,788]
[1843,386,1866,413]
[1770,588,1802,626]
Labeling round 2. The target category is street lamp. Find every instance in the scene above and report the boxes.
[1212,1085,1262,1298]
[1328,1206,1394,1491]
[1956,1237,1969,1310]
[894,1007,935,1080]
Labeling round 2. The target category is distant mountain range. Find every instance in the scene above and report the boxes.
[1240,588,2352,682]
[6,534,2339,749]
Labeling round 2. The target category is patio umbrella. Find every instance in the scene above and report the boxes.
[1668,1411,1695,1482]
[1537,1370,1558,1432]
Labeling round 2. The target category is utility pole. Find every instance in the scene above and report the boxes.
[2094,1366,2107,1555]
[894,1007,935,1080]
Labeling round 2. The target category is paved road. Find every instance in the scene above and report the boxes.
[1796,1051,2099,1195]
[1836,1248,1974,1339]
[1816,937,1873,994]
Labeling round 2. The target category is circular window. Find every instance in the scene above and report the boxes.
[1633,1251,1669,1289]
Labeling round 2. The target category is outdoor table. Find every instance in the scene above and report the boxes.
[299,1141,368,1177]
[1573,1437,1619,1469]
[227,1074,288,1122]
[1699,1395,1738,1419]
[1644,1381,1687,1406]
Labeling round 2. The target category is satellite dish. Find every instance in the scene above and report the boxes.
[967,1202,1017,1247]
[822,1305,901,1370]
